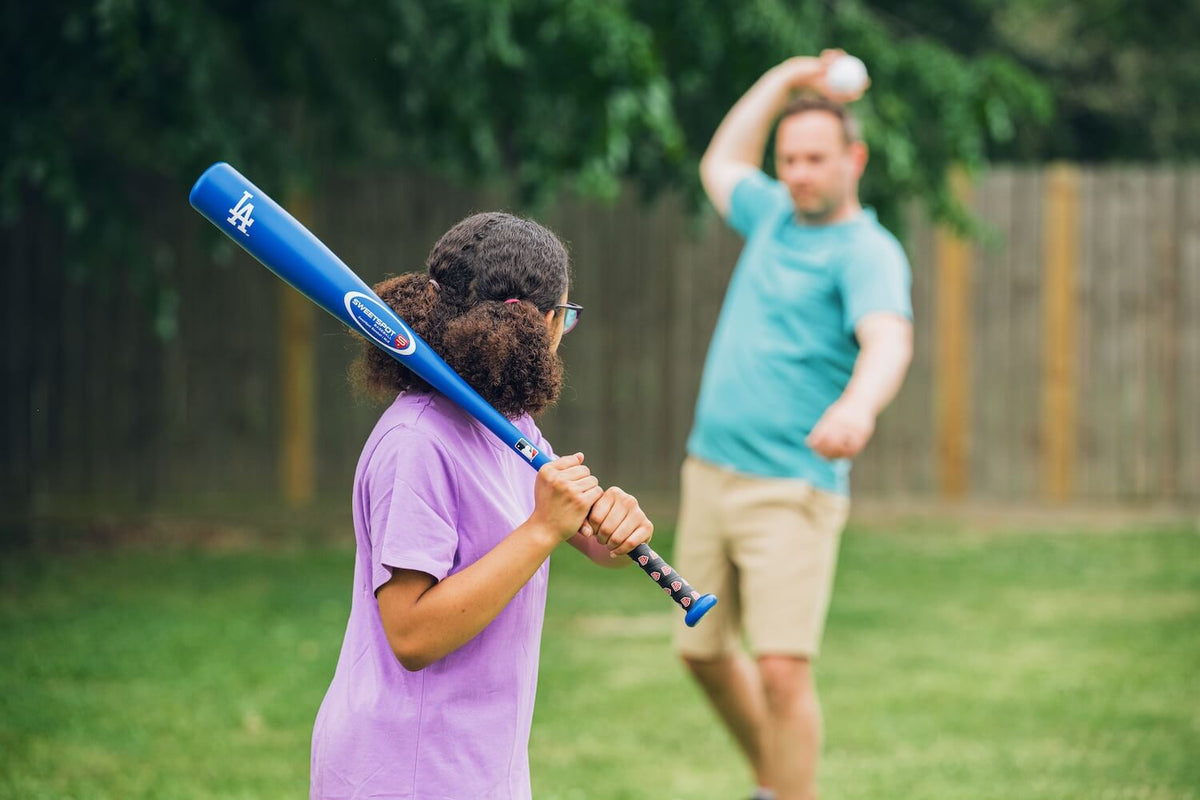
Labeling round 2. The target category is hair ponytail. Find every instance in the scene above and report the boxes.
[441,299,562,416]
[350,213,569,417]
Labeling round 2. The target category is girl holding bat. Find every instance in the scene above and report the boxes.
[310,212,652,800]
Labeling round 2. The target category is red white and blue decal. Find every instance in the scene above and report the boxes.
[514,438,539,462]
[344,291,416,355]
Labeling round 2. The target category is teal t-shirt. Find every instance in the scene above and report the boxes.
[687,171,913,495]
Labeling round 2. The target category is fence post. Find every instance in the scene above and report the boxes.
[934,166,974,499]
[280,186,317,508]
[1041,164,1080,502]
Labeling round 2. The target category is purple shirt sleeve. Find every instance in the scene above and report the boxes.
[366,425,461,593]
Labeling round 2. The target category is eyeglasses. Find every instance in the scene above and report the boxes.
[554,302,583,334]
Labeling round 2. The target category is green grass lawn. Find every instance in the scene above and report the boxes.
[1,519,1197,799]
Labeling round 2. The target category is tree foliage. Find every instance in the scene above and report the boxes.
[3,0,1064,329]
[990,0,1200,160]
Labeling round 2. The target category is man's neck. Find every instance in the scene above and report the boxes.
[797,198,863,226]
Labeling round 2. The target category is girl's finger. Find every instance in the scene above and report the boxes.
[610,521,654,558]
[594,501,631,545]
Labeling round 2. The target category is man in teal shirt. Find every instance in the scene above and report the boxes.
[674,50,914,800]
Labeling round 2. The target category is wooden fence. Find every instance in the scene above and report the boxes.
[2,164,1198,522]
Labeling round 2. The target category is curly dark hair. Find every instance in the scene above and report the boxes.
[350,212,570,418]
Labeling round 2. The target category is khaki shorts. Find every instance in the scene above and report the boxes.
[673,456,850,659]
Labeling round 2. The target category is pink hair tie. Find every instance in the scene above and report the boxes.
[504,298,520,304]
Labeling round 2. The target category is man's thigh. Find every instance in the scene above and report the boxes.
[672,457,742,658]
[725,475,849,658]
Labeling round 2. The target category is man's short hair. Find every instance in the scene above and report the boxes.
[777,95,862,146]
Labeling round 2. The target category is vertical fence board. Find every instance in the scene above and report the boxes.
[1113,165,1146,499]
[934,168,973,498]
[972,168,1015,498]
[1,202,35,520]
[1074,169,1099,499]
[1120,169,1151,498]
[907,198,938,496]
[1091,168,1122,498]
[1009,169,1044,499]
[1176,169,1200,501]
[1150,168,1179,500]
[1041,164,1080,501]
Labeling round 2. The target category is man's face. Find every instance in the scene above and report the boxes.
[774,110,865,223]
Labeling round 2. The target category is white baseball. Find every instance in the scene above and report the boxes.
[826,55,869,95]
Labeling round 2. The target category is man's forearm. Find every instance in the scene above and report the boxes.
[700,57,827,212]
[702,65,798,170]
[841,332,913,416]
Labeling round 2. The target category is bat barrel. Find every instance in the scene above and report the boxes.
[190,163,372,307]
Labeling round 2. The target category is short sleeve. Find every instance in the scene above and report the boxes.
[728,171,788,238]
[838,234,914,336]
[366,427,461,593]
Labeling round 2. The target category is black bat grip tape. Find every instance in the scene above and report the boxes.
[628,544,717,626]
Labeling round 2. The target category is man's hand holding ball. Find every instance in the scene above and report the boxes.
[819,51,870,102]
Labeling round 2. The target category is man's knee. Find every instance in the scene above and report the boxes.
[681,653,729,683]
[758,654,815,713]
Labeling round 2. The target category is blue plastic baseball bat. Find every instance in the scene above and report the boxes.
[189,163,717,626]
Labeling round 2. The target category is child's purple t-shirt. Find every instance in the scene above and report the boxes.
[311,391,554,800]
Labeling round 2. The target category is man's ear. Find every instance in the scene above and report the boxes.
[850,141,869,179]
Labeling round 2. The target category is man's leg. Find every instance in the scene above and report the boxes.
[675,458,763,786]
[732,478,849,800]
[757,655,821,800]
[681,652,772,790]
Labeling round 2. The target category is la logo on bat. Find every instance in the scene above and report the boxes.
[227,191,255,236]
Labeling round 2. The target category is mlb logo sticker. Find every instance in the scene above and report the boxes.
[514,439,539,462]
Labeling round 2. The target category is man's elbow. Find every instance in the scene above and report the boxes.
[894,323,914,367]
[698,156,720,200]
[862,316,913,360]
[898,322,915,367]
